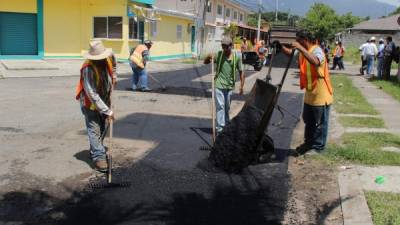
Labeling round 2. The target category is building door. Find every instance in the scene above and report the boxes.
[0,12,38,55]
[139,20,145,43]
[191,26,195,53]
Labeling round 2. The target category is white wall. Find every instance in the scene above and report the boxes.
[154,0,196,13]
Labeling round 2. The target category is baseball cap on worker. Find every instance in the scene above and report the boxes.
[221,37,233,46]
[84,40,112,60]
[370,36,376,41]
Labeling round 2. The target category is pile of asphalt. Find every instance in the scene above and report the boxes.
[210,105,272,173]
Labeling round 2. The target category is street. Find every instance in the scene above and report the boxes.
[0,61,311,224]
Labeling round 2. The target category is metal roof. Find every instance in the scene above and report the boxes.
[350,14,400,31]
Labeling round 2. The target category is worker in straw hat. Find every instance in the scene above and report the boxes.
[75,40,117,171]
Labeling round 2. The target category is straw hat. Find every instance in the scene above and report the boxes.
[84,40,112,60]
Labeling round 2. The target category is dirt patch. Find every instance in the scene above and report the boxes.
[283,157,343,225]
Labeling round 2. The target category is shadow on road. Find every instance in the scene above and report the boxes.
[73,150,94,169]
[0,88,304,225]
[114,65,255,102]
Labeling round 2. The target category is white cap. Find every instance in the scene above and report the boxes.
[370,36,376,41]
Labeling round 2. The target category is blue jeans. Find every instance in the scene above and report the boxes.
[130,61,149,90]
[366,55,375,75]
[215,88,233,133]
[81,106,107,162]
[302,103,331,151]
[377,57,384,79]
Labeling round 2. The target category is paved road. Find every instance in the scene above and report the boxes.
[0,62,303,225]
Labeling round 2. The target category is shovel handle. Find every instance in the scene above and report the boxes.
[107,117,113,184]
[211,55,216,143]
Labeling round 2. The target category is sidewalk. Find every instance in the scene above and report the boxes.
[334,63,400,225]
[339,63,400,135]
[0,59,204,78]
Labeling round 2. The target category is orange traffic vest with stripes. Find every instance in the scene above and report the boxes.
[130,44,148,69]
[75,57,114,110]
[299,45,333,95]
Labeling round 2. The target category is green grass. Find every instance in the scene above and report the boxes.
[365,191,400,225]
[372,76,400,102]
[338,116,385,128]
[324,132,400,165]
[331,75,378,115]
[342,46,398,68]
[343,46,361,65]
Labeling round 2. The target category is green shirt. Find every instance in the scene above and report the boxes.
[215,51,243,90]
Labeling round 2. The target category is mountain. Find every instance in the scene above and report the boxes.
[237,0,398,18]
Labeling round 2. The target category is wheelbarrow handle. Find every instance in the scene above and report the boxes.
[277,49,295,95]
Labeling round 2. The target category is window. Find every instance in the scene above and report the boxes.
[150,21,157,37]
[177,25,183,40]
[233,11,238,20]
[93,16,122,39]
[207,2,212,13]
[129,17,138,39]
[129,17,145,40]
[225,8,230,18]
[217,5,222,15]
[239,13,243,22]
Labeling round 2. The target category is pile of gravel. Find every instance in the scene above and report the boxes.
[209,105,274,173]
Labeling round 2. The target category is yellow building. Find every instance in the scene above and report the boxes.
[0,0,195,60]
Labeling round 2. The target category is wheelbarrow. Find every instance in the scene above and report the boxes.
[209,49,295,173]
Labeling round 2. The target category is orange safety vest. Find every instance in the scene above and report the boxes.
[333,46,344,57]
[299,45,333,95]
[130,44,148,69]
[75,57,114,110]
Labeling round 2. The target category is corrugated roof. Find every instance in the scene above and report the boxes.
[351,14,400,31]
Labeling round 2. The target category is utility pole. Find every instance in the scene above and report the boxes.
[195,0,208,59]
[275,0,278,22]
[257,0,262,42]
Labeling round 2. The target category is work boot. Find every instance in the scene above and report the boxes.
[291,143,311,157]
[140,87,152,92]
[94,160,108,172]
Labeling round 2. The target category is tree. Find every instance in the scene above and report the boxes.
[247,15,259,27]
[338,12,362,31]
[223,23,239,39]
[300,3,362,41]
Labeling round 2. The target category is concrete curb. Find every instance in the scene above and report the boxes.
[339,168,374,225]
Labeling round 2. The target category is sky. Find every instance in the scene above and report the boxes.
[235,0,400,18]
[377,0,400,6]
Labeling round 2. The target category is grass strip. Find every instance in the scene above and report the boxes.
[338,116,385,128]
[324,132,400,165]
[372,76,400,102]
[365,191,400,225]
[331,74,378,115]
